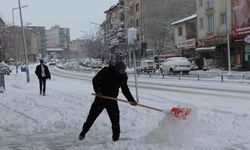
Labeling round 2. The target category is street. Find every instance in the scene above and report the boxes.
[0,65,250,150]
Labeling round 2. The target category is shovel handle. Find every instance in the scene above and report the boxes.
[92,93,164,112]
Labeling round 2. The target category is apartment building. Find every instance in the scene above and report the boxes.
[25,26,47,58]
[196,0,232,69]
[46,26,70,49]
[6,26,40,62]
[105,3,127,61]
[171,14,197,58]
[69,39,88,58]
[231,0,250,70]
[46,26,70,59]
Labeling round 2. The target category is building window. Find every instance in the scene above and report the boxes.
[199,18,204,29]
[178,27,183,36]
[207,14,214,33]
[199,0,203,7]
[207,0,214,9]
[220,12,226,25]
[136,3,139,12]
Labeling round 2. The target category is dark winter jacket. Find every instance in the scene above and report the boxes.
[35,64,51,79]
[93,65,135,102]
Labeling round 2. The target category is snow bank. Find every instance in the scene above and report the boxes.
[145,106,197,147]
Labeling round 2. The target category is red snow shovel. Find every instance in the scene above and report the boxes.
[92,93,192,120]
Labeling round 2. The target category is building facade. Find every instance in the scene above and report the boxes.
[7,26,40,62]
[231,0,250,70]
[26,26,47,58]
[171,14,197,59]
[46,26,70,59]
[69,38,89,58]
[196,0,232,69]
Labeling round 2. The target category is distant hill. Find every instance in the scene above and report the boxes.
[143,0,196,50]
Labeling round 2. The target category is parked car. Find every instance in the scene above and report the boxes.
[0,63,12,75]
[48,59,56,65]
[91,59,103,68]
[160,57,191,75]
[137,59,157,74]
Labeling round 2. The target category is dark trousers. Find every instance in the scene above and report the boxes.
[81,98,120,140]
[39,77,46,93]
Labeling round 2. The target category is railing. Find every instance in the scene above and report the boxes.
[56,65,250,84]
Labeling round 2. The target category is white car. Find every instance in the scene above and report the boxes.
[137,59,157,73]
[91,59,103,68]
[160,57,191,75]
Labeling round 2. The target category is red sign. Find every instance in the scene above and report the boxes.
[232,0,250,38]
[176,38,196,49]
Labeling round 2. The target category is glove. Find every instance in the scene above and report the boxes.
[96,93,103,97]
[130,101,137,106]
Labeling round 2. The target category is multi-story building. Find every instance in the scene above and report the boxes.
[105,3,127,62]
[46,26,70,59]
[196,0,232,69]
[7,26,40,62]
[231,0,250,70]
[104,0,196,62]
[25,26,47,58]
[171,14,197,58]
[70,38,88,58]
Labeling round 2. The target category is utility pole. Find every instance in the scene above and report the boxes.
[18,0,30,82]
[12,5,28,74]
[225,0,231,73]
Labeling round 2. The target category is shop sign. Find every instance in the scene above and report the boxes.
[201,36,227,46]
[232,0,250,37]
[176,38,196,49]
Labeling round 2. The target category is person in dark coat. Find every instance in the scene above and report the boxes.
[79,61,137,142]
[35,59,51,96]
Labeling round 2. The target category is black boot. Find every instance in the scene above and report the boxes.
[112,125,120,142]
[79,130,85,141]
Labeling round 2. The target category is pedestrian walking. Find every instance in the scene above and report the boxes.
[35,59,51,96]
[79,61,137,142]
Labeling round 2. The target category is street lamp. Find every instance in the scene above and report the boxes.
[12,5,28,26]
[12,5,28,74]
[17,0,30,83]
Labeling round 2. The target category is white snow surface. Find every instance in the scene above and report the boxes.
[0,64,250,150]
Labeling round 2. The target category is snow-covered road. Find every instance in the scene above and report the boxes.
[0,65,250,150]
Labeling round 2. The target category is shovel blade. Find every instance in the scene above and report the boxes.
[170,107,192,119]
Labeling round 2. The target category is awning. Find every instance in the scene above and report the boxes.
[195,46,216,51]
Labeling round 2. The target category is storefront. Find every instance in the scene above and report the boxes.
[231,0,250,70]
[176,38,196,58]
[196,36,229,69]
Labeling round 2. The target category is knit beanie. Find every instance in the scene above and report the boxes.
[115,61,126,71]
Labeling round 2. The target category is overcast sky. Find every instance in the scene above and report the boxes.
[0,0,117,40]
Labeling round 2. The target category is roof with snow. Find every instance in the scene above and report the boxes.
[171,14,197,26]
